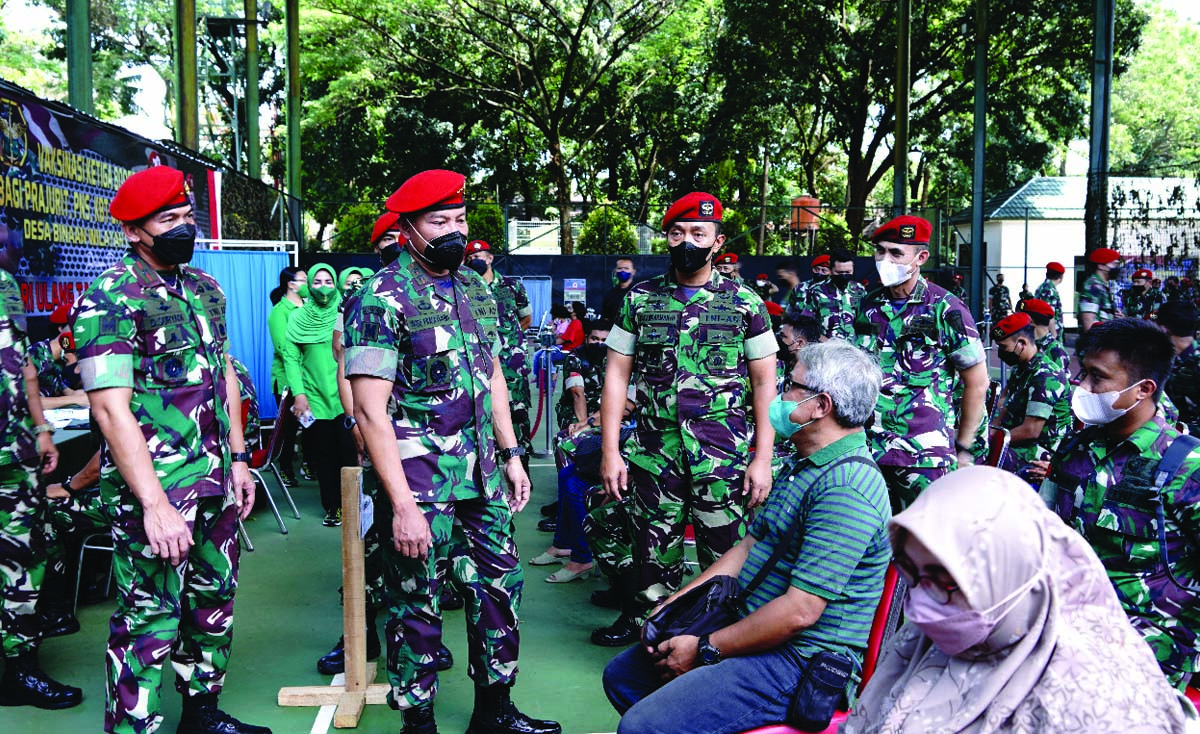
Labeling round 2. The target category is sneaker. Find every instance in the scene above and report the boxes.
[323,510,342,527]
[300,464,315,481]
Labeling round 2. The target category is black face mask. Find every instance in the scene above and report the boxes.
[466,258,489,276]
[414,230,467,273]
[379,243,402,267]
[830,274,850,289]
[149,223,196,265]
[580,342,608,370]
[669,241,712,275]
[997,344,1022,367]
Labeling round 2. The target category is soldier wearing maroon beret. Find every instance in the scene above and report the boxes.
[1034,261,1066,337]
[1124,268,1165,320]
[1017,298,1071,370]
[72,166,265,734]
[853,214,988,509]
[1079,247,1124,332]
[991,312,1072,469]
[371,211,407,267]
[343,170,558,734]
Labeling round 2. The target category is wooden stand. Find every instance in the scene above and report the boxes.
[278,467,390,727]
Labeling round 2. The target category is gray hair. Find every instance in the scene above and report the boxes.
[796,340,882,427]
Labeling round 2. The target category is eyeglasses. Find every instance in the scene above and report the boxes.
[781,378,820,395]
[893,552,960,604]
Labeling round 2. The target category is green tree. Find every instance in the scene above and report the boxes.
[329,202,378,253]
[576,205,637,255]
[467,202,506,251]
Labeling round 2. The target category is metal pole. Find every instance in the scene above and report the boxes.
[1084,0,1114,255]
[1024,207,1030,290]
[66,0,93,114]
[893,0,911,216]
[758,148,769,255]
[244,0,261,178]
[969,0,988,320]
[285,0,302,243]
[175,0,199,149]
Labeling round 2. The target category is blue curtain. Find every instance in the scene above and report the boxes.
[191,249,290,419]
[517,276,553,331]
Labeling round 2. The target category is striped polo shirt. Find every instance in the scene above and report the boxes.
[738,431,891,661]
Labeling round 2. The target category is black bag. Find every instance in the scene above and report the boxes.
[788,649,855,731]
[640,455,878,648]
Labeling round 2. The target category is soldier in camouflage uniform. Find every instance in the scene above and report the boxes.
[803,247,866,340]
[27,302,86,406]
[775,260,807,318]
[1041,318,1200,689]
[1035,261,1065,335]
[70,167,265,734]
[991,314,1071,467]
[343,170,558,734]
[463,240,534,459]
[597,191,778,647]
[1016,297,1071,371]
[1124,268,1166,319]
[1078,247,1123,332]
[854,215,988,510]
[1157,302,1200,436]
[948,272,967,300]
[987,273,1012,325]
[0,217,81,709]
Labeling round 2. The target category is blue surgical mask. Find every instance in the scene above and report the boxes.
[768,393,820,439]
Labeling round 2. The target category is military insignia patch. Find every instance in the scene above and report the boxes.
[699,200,715,217]
[100,315,120,335]
[900,224,916,240]
[165,357,184,379]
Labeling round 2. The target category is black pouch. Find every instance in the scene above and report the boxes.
[788,650,853,732]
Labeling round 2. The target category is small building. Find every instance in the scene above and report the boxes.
[950,175,1200,328]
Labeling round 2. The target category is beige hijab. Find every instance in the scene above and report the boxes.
[842,466,1186,734]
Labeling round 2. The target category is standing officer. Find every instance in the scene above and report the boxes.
[804,247,865,340]
[1016,298,1071,371]
[372,211,407,266]
[991,313,1071,466]
[343,170,559,734]
[72,166,265,734]
[713,252,740,281]
[988,272,1012,325]
[597,191,778,646]
[0,215,79,709]
[1124,268,1163,319]
[854,215,988,510]
[1034,261,1065,336]
[1078,247,1124,332]
[774,260,805,318]
[601,257,638,322]
[464,240,534,460]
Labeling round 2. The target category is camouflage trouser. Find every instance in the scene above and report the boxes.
[379,495,522,710]
[880,464,948,514]
[44,488,110,581]
[583,499,633,586]
[0,460,44,658]
[105,491,240,734]
[501,349,533,452]
[627,441,748,620]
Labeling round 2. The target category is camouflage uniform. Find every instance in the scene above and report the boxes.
[1123,287,1166,319]
[1036,333,1071,373]
[780,284,807,319]
[0,267,45,660]
[73,252,241,734]
[988,283,1012,322]
[1078,273,1118,322]
[342,249,522,710]
[804,279,867,340]
[1034,279,1064,327]
[556,348,605,432]
[607,269,776,616]
[999,350,1071,463]
[1166,343,1200,436]
[854,278,986,509]
[1041,415,1200,689]
[484,273,533,452]
[27,338,73,397]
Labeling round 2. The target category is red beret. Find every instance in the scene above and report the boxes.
[991,312,1033,341]
[764,301,783,316]
[386,170,466,215]
[714,253,738,265]
[1046,261,1065,275]
[370,212,404,246]
[811,254,830,268]
[662,191,723,231]
[1184,278,1193,286]
[1017,298,1054,319]
[109,166,191,222]
[465,240,490,256]
[871,215,931,246]
[49,302,71,326]
[1133,269,1153,280]
[756,273,768,280]
[1088,248,1121,265]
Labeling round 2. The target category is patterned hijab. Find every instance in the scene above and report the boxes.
[843,466,1187,734]
[286,263,340,345]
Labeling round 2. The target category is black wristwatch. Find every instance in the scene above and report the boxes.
[231,451,251,464]
[497,446,526,462]
[697,634,722,666]
[344,414,357,430]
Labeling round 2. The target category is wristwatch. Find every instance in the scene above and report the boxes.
[231,451,251,464]
[344,414,358,430]
[497,446,526,462]
[697,634,722,666]
[32,423,54,435]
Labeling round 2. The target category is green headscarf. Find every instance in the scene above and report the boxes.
[286,263,341,344]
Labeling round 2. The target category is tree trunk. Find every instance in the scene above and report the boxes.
[549,138,574,254]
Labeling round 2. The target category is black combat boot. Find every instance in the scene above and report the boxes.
[434,644,454,671]
[402,703,439,734]
[438,583,464,611]
[465,682,561,734]
[589,613,640,647]
[0,650,82,709]
[316,614,382,675]
[177,693,271,734]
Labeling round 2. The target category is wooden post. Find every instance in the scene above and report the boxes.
[278,467,389,727]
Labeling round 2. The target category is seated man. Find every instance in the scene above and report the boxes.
[990,313,1071,475]
[27,303,88,409]
[1041,318,1200,689]
[602,340,891,732]
[1157,301,1200,436]
[1015,297,1071,371]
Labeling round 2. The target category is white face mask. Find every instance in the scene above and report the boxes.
[876,259,912,288]
[1071,382,1145,426]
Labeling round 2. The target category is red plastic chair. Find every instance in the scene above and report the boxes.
[243,390,301,534]
[741,564,904,734]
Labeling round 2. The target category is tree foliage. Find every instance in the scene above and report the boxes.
[576,205,637,255]
[468,202,507,251]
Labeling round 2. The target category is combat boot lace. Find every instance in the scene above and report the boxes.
[177,693,272,734]
[0,650,83,709]
[466,683,561,734]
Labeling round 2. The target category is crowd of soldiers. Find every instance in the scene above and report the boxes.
[4,163,1200,734]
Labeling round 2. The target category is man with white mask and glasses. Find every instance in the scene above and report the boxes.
[852,215,988,511]
[1041,318,1200,690]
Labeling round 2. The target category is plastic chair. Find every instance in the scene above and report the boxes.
[244,391,301,534]
[73,531,114,614]
[740,564,904,734]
